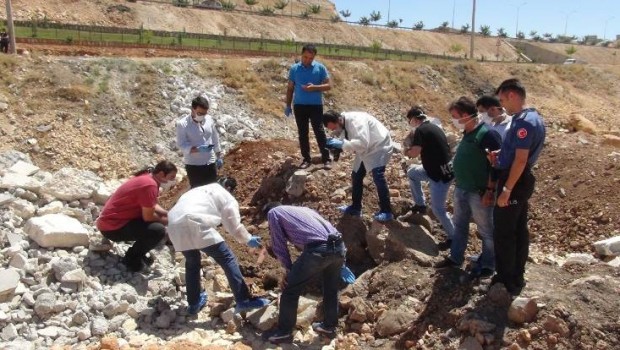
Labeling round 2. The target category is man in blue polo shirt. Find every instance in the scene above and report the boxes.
[285,44,332,170]
[489,78,545,296]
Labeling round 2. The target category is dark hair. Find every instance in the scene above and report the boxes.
[476,95,501,109]
[133,160,177,177]
[262,202,282,217]
[191,96,210,110]
[217,176,237,193]
[406,106,427,121]
[301,44,317,55]
[448,96,477,116]
[322,110,341,127]
[495,78,526,98]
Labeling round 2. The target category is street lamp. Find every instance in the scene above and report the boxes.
[604,16,615,40]
[563,10,576,36]
[515,2,526,38]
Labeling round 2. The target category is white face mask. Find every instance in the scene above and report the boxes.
[193,114,205,122]
[160,179,177,192]
[480,112,493,125]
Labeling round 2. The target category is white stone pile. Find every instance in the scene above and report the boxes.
[0,150,334,349]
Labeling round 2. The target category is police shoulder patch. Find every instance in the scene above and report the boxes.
[517,128,528,139]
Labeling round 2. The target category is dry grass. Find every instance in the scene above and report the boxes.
[56,84,92,101]
[0,55,19,86]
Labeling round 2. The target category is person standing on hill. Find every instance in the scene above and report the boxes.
[176,96,223,188]
[0,30,9,54]
[323,110,394,222]
[285,44,332,170]
[489,79,546,296]
[96,161,177,272]
[400,106,455,250]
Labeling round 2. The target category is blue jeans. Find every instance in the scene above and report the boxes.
[450,187,495,270]
[407,165,455,240]
[277,240,345,333]
[351,163,392,213]
[182,241,251,306]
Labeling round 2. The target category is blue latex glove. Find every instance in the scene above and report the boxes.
[197,144,214,153]
[216,159,223,169]
[326,138,344,150]
[247,236,262,248]
[341,266,355,284]
[284,106,293,118]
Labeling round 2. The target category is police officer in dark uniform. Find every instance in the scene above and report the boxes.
[489,78,546,296]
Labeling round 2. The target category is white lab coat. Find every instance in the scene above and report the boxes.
[340,111,394,172]
[167,184,251,252]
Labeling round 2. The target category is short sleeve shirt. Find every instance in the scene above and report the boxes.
[497,108,546,170]
[96,174,159,231]
[407,121,454,182]
[288,61,329,105]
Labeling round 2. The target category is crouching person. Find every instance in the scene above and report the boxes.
[167,177,269,315]
[96,160,177,272]
[262,203,345,344]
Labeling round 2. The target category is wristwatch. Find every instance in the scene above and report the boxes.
[502,186,512,193]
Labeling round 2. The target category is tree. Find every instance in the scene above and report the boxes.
[517,31,525,39]
[259,6,274,16]
[359,16,370,26]
[387,20,399,28]
[543,32,553,40]
[273,0,287,10]
[369,10,381,22]
[441,21,449,28]
[330,15,341,23]
[221,0,236,11]
[339,9,351,18]
[460,23,470,34]
[480,25,491,36]
[449,43,464,53]
[529,30,537,38]
[497,27,508,38]
[244,0,258,12]
[565,45,577,56]
[413,21,424,30]
[371,40,382,54]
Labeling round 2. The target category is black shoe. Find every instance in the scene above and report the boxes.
[323,160,333,170]
[262,329,293,344]
[410,205,427,215]
[434,257,460,268]
[437,239,452,251]
[121,255,144,272]
[299,160,311,169]
[469,267,494,279]
[312,322,337,338]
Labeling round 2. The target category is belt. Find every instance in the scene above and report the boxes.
[305,234,343,250]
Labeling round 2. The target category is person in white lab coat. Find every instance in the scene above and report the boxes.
[322,110,394,222]
[167,177,269,315]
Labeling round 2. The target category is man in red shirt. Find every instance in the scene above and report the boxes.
[96,160,177,272]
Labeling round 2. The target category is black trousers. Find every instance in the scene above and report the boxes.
[185,163,217,188]
[101,219,166,263]
[293,104,330,163]
[493,169,535,293]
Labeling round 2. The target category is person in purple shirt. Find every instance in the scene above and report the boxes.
[261,204,345,344]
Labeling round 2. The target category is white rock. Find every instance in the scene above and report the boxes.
[34,293,56,318]
[0,192,15,205]
[37,201,64,216]
[221,308,235,323]
[247,304,278,331]
[93,179,122,205]
[50,256,79,281]
[607,257,620,267]
[508,297,538,324]
[40,167,102,201]
[61,269,87,283]
[77,327,91,341]
[91,317,109,336]
[1,323,18,341]
[593,236,620,257]
[9,252,28,269]
[8,161,40,176]
[122,318,138,333]
[286,170,308,198]
[562,253,598,266]
[0,268,20,299]
[6,198,37,220]
[0,172,43,192]
[0,150,32,176]
[6,232,24,247]
[25,214,89,248]
[37,326,60,338]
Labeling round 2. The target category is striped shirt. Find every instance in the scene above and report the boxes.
[267,206,339,270]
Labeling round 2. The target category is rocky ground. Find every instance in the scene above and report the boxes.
[1,47,620,350]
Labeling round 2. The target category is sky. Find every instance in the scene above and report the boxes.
[330,0,620,40]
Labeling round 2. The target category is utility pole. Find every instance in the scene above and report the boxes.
[387,0,391,23]
[563,10,576,36]
[515,2,526,38]
[604,16,615,40]
[5,0,17,54]
[470,0,476,60]
[452,0,456,29]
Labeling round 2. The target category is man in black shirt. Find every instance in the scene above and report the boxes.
[401,106,455,250]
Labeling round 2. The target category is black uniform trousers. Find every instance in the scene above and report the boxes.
[493,168,535,294]
[293,104,330,163]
